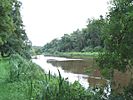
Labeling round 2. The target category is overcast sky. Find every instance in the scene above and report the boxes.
[20,0,109,46]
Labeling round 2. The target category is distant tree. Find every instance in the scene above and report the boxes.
[58,34,72,52]
[32,46,43,55]
[43,38,60,53]
[42,17,105,53]
[86,17,105,48]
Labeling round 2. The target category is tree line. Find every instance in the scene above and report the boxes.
[43,16,105,53]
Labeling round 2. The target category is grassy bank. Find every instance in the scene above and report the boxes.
[44,52,99,59]
[0,55,104,100]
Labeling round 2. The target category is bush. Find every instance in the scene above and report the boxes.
[82,47,94,52]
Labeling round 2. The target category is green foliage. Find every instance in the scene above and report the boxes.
[44,52,99,58]
[97,0,133,99]
[98,0,133,71]
[42,17,105,53]
[38,70,105,100]
[0,0,31,58]
[0,58,10,82]
[8,54,33,82]
[31,46,43,55]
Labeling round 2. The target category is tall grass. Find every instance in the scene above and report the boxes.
[37,69,106,100]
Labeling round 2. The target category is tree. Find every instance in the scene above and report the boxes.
[86,17,105,48]
[98,0,133,72]
[0,0,31,58]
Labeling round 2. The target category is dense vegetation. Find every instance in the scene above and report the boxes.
[0,0,133,99]
[43,16,105,53]
[98,0,133,71]
[97,0,133,98]
[0,0,31,58]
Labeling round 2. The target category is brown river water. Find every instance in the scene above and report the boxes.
[32,55,132,92]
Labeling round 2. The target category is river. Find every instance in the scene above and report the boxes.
[32,55,108,89]
[32,55,132,94]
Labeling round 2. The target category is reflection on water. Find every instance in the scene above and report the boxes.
[32,55,108,89]
[47,60,92,74]
[33,55,132,92]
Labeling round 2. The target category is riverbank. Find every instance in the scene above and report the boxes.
[1,55,132,99]
[0,56,103,100]
[44,52,99,59]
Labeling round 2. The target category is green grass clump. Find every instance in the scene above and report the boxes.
[63,52,99,58]
[0,82,28,100]
[0,59,9,82]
